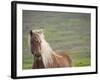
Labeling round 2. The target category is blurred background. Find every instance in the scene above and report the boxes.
[22,10,91,69]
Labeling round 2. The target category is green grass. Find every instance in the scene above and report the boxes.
[22,11,91,69]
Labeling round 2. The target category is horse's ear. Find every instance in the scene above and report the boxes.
[30,30,33,36]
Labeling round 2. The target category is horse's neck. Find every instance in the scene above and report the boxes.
[33,56,44,68]
[41,38,55,68]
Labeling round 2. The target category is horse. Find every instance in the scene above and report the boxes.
[29,29,72,69]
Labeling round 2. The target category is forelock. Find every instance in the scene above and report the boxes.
[32,29,43,33]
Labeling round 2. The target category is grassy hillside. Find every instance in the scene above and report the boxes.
[22,10,91,69]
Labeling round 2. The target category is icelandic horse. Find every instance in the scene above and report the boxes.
[29,29,72,69]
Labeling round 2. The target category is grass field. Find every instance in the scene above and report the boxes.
[22,10,91,69]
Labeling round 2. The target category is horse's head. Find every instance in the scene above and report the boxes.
[29,29,44,57]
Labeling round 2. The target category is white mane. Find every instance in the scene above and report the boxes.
[40,32,55,68]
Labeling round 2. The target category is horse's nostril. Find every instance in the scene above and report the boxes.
[30,30,32,36]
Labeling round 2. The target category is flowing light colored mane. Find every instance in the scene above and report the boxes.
[29,29,72,69]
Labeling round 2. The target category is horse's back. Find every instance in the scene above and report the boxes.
[54,51,72,67]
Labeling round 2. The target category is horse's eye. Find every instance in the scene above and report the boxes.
[37,32,42,34]
[33,35,37,39]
